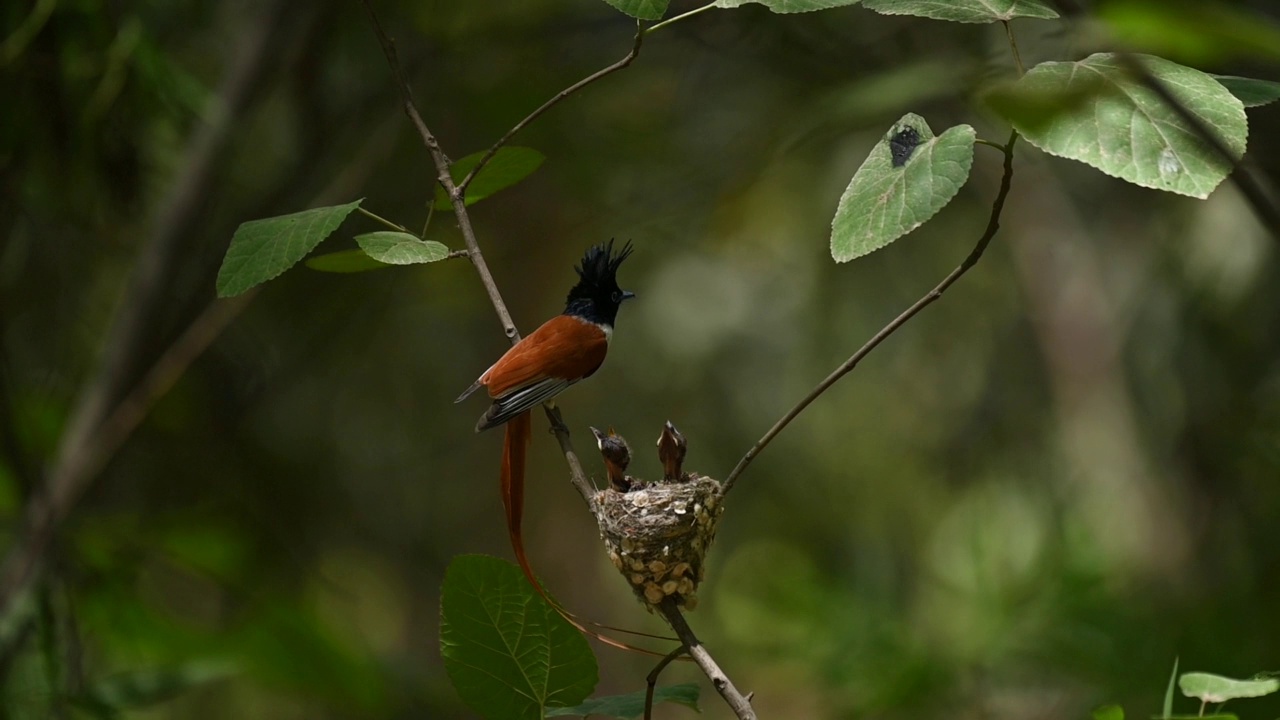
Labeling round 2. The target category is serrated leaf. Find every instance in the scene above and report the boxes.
[354,232,449,265]
[216,200,362,297]
[1179,673,1280,703]
[861,0,1057,22]
[305,249,392,273]
[830,113,976,262]
[546,683,701,719]
[713,0,859,12]
[984,74,1107,133]
[436,147,547,208]
[441,555,597,720]
[1214,75,1280,108]
[601,0,670,19]
[1008,54,1247,199]
[1092,704,1124,720]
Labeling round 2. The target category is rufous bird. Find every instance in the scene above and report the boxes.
[455,240,634,604]
[591,426,632,492]
[656,420,687,482]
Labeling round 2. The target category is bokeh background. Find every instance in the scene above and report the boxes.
[4,0,1280,718]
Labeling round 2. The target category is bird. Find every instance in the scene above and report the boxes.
[591,426,632,492]
[455,240,635,621]
[656,420,687,482]
[456,240,635,431]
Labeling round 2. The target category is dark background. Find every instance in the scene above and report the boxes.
[3,0,1280,717]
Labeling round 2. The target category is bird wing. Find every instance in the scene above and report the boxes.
[472,316,609,431]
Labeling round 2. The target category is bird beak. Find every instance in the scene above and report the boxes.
[621,290,636,301]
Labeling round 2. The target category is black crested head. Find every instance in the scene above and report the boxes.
[564,239,635,327]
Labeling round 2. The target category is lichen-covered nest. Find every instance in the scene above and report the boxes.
[594,474,723,610]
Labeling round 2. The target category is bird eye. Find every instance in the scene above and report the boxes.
[611,291,621,302]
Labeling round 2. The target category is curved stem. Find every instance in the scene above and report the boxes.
[1002,20,1025,76]
[720,129,1020,499]
[456,23,644,195]
[644,644,689,720]
[644,3,717,35]
[357,206,411,234]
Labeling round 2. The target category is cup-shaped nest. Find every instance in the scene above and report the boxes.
[595,474,723,610]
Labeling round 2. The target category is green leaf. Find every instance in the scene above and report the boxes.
[984,74,1106,132]
[861,0,1057,22]
[1098,0,1280,64]
[829,113,976,262]
[1164,657,1179,719]
[1007,54,1247,199]
[441,555,598,720]
[436,146,546,208]
[74,662,236,712]
[601,0,670,20]
[305,249,392,273]
[1092,704,1124,720]
[1179,673,1280,703]
[354,232,450,265]
[546,683,701,719]
[216,200,363,297]
[713,0,860,12]
[1214,75,1280,108]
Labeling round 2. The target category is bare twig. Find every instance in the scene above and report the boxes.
[645,644,689,720]
[357,0,519,341]
[544,405,600,512]
[657,598,756,720]
[721,129,1020,498]
[456,24,644,195]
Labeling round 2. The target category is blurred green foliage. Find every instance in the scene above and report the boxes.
[3,0,1280,718]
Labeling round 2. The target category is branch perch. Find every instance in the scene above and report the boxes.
[657,597,757,720]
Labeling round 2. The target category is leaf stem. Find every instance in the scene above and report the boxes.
[974,137,1007,152]
[644,3,717,35]
[456,22,644,194]
[420,199,435,238]
[357,206,411,234]
[1002,20,1025,76]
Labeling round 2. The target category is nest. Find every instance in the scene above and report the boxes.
[594,474,724,610]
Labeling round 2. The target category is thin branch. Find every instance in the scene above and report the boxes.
[544,405,599,513]
[357,0,519,341]
[645,644,689,720]
[1112,52,1280,238]
[456,23,645,195]
[721,129,1020,498]
[657,598,756,720]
